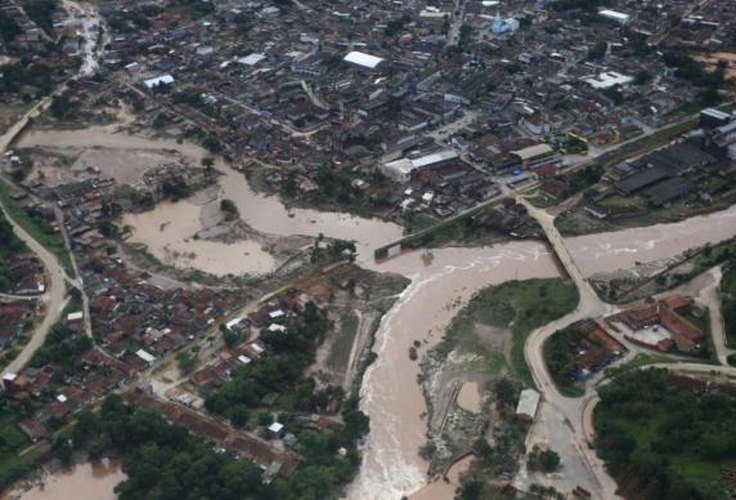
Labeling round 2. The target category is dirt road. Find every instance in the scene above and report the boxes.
[0,0,106,375]
[696,266,736,365]
[520,198,736,498]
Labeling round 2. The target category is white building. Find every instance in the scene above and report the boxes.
[343,51,386,69]
[599,9,630,25]
[268,421,284,437]
[67,311,84,322]
[381,150,458,183]
[135,349,157,367]
[143,74,174,90]
[237,53,266,66]
[583,71,633,89]
[515,388,541,422]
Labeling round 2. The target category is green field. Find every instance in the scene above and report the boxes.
[595,369,736,499]
[439,278,579,387]
[0,181,75,278]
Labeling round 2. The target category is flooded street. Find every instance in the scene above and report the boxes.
[18,126,403,276]
[12,460,124,500]
[218,167,404,263]
[350,204,736,499]
[123,199,276,276]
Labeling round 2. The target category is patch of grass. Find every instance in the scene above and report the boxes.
[440,279,579,387]
[0,410,33,490]
[325,311,359,374]
[526,195,556,209]
[0,181,75,278]
[604,353,674,378]
[405,213,439,234]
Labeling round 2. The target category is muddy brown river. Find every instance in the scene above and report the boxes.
[17,125,736,499]
[8,460,125,500]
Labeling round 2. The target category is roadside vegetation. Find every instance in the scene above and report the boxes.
[60,395,290,499]
[720,258,736,348]
[593,238,736,305]
[0,181,75,278]
[595,369,736,499]
[0,210,29,292]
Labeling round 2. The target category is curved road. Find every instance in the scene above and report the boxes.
[520,199,621,497]
[520,197,736,498]
[0,0,105,376]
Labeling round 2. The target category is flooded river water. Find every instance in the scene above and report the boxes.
[18,127,404,276]
[9,460,125,500]
[16,125,736,499]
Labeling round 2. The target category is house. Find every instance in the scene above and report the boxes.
[135,349,157,367]
[516,388,541,422]
[18,418,47,442]
[268,421,285,438]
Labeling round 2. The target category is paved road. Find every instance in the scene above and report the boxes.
[0,100,70,376]
[0,293,41,301]
[445,0,467,47]
[0,199,69,376]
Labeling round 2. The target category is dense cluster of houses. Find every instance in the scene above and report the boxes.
[73,0,733,224]
[3,348,134,443]
[188,291,314,395]
[609,294,706,352]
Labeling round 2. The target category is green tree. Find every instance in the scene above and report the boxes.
[588,40,607,61]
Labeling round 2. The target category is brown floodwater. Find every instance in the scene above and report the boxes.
[567,207,736,276]
[456,381,482,414]
[348,243,559,499]
[11,460,125,500]
[19,124,736,499]
[123,199,276,276]
[410,454,474,500]
[19,126,404,275]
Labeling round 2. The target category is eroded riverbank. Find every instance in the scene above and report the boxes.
[16,123,736,499]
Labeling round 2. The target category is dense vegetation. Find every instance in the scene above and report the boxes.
[543,323,588,396]
[30,322,92,376]
[0,396,37,492]
[21,0,59,35]
[721,258,736,347]
[219,199,239,221]
[0,10,22,43]
[67,395,271,499]
[564,164,604,197]
[663,52,728,105]
[0,211,27,292]
[0,61,54,96]
[205,302,331,421]
[203,302,370,498]
[0,182,75,277]
[595,369,736,499]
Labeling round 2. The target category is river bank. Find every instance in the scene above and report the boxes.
[15,121,736,499]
